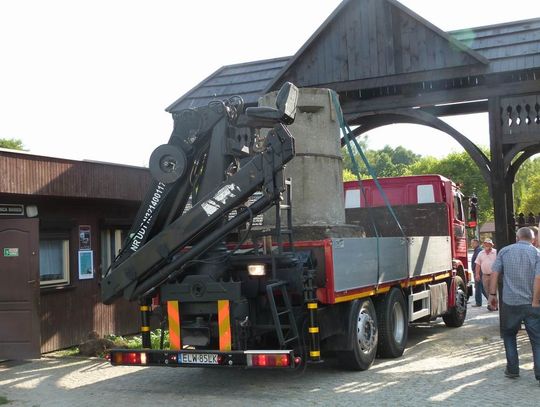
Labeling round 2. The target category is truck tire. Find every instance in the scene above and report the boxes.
[376,288,408,358]
[442,276,467,327]
[337,298,378,370]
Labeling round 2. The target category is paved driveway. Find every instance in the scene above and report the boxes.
[1,306,538,406]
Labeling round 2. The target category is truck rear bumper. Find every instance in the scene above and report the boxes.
[109,348,299,369]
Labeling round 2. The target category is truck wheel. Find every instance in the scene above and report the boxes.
[337,298,378,370]
[443,276,467,327]
[376,288,408,358]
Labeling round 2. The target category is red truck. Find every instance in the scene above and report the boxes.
[103,84,470,371]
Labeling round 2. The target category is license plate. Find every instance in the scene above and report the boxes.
[179,353,218,365]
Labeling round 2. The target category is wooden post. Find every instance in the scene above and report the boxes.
[488,97,510,249]
[504,176,516,243]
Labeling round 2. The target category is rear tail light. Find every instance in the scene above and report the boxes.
[112,352,147,365]
[247,353,291,368]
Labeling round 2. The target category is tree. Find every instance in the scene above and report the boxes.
[519,174,540,216]
[514,157,540,216]
[342,143,419,179]
[0,138,25,150]
[380,145,420,166]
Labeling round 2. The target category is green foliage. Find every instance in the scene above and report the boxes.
[0,395,9,405]
[514,157,540,216]
[342,143,419,178]
[342,168,357,182]
[0,138,25,151]
[54,347,80,357]
[106,329,170,350]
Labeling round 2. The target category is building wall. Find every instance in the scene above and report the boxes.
[0,194,146,353]
[0,150,150,201]
[0,151,155,353]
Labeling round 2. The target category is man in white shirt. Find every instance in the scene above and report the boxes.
[475,238,498,311]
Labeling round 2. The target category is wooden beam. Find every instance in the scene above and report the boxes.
[488,97,511,248]
[417,101,488,117]
[506,145,540,183]
[342,79,540,115]
[346,109,492,187]
[315,64,488,94]
[504,142,539,171]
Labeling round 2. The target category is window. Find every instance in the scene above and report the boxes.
[40,238,70,286]
[453,195,464,221]
[345,189,361,208]
[417,185,435,204]
[101,228,127,274]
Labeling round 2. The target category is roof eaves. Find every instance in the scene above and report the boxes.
[165,66,226,113]
[216,56,291,70]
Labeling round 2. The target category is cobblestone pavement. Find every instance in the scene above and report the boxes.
[1,304,539,407]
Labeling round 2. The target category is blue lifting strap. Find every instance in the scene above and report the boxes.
[330,90,406,238]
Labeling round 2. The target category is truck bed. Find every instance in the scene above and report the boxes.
[297,236,452,304]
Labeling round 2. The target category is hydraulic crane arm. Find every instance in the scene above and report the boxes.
[101,82,298,304]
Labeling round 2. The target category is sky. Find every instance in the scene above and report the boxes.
[0,1,535,167]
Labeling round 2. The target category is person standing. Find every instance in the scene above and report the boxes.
[470,238,484,307]
[489,227,540,384]
[475,238,498,311]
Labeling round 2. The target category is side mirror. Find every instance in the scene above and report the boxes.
[467,194,478,228]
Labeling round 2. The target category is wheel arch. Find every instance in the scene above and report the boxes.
[454,262,466,284]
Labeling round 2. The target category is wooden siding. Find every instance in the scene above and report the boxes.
[0,150,152,352]
[40,286,139,353]
[278,0,481,88]
[0,151,151,201]
[0,195,144,353]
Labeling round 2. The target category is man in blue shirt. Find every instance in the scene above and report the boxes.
[490,227,540,384]
[470,238,484,307]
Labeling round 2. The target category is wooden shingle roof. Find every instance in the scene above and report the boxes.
[450,18,540,74]
[166,0,540,112]
[166,57,290,113]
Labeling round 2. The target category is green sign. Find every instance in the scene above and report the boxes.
[3,248,19,257]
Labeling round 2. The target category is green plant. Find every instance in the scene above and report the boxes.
[150,329,170,349]
[0,395,10,405]
[106,329,170,350]
[54,347,80,357]
[0,138,25,151]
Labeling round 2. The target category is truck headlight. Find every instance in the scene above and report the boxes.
[248,264,266,276]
